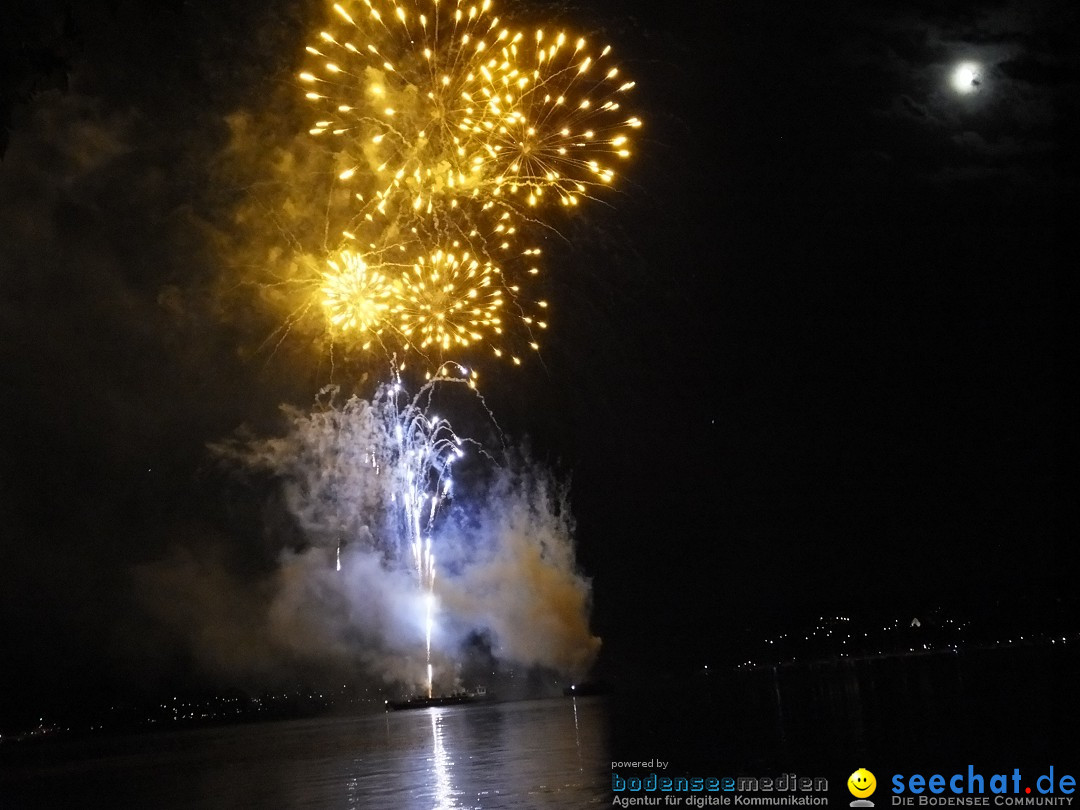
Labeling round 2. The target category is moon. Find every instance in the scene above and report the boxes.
[951,62,981,94]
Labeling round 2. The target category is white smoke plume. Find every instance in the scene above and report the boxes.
[138,380,599,691]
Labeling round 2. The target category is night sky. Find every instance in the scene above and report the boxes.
[1,0,1074,723]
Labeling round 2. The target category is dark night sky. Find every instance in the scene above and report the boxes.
[0,0,1074,721]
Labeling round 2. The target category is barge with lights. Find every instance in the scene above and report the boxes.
[386,686,489,711]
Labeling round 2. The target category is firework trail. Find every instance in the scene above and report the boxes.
[384,369,473,695]
[342,368,479,697]
[191,389,600,689]
[211,366,486,695]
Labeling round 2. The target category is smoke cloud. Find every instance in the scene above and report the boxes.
[439,471,602,676]
[136,383,599,692]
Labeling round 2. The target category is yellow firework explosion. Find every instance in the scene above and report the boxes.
[389,246,542,363]
[293,1,642,370]
[300,0,508,213]
[320,249,394,346]
[344,198,525,269]
[474,29,640,207]
[300,1,640,219]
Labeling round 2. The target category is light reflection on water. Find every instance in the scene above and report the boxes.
[0,697,609,810]
[6,652,1073,807]
[429,709,457,808]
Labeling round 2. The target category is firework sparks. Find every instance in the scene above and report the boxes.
[385,371,474,697]
[320,249,394,346]
[299,1,639,217]
[317,231,543,365]
[477,30,640,207]
[300,0,507,213]
[296,0,640,371]
[393,247,504,349]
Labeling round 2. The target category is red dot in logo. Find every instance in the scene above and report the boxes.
[1026,789,1032,795]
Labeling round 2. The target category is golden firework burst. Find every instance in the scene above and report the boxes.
[300,0,508,212]
[293,0,641,370]
[390,247,505,351]
[472,29,640,207]
[300,2,640,217]
[320,249,394,347]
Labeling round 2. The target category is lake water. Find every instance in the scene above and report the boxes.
[0,697,609,809]
[2,649,1077,808]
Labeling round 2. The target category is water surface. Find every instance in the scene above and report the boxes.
[1,697,608,809]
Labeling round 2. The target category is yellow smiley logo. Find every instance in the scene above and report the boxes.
[848,768,877,798]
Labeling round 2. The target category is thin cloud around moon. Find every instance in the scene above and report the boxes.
[951,61,982,94]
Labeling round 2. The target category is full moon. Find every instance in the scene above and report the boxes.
[951,62,981,94]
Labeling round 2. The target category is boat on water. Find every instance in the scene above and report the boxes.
[386,686,490,711]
